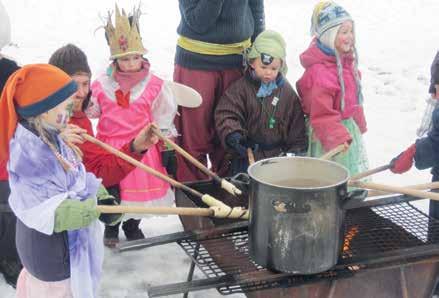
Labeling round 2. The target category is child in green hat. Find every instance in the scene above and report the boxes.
[215,30,307,175]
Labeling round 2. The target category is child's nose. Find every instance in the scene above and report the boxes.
[76,86,87,98]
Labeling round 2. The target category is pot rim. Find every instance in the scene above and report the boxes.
[247,156,349,190]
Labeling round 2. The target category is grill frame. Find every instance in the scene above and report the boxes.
[174,201,439,295]
[118,180,439,297]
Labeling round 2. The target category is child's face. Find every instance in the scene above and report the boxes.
[41,96,74,129]
[116,54,143,73]
[335,21,354,54]
[250,56,282,84]
[71,73,90,113]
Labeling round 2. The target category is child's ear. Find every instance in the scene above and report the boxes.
[248,58,256,69]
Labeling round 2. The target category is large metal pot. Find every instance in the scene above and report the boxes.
[233,156,365,274]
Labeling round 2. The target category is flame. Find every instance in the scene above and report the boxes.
[343,225,359,256]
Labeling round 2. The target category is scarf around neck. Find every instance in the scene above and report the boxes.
[111,59,150,107]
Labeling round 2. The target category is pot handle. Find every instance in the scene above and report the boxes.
[341,189,369,209]
[229,172,250,193]
[230,172,250,184]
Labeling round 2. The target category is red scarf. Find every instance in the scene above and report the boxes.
[113,60,150,108]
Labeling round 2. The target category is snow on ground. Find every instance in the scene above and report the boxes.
[1,0,439,297]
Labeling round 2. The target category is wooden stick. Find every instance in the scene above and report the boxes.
[247,148,255,165]
[82,134,244,214]
[367,181,439,197]
[151,127,242,196]
[349,164,391,181]
[349,180,439,201]
[320,144,346,160]
[83,134,204,199]
[97,205,213,217]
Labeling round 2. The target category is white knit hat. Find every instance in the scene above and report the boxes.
[311,1,352,38]
[0,1,11,50]
[319,25,340,51]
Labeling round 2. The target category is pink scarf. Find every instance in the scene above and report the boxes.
[113,60,150,107]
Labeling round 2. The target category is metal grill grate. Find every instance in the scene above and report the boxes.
[177,202,439,295]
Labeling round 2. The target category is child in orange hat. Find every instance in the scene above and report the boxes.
[0,64,105,297]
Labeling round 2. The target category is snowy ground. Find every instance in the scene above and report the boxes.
[1,0,439,297]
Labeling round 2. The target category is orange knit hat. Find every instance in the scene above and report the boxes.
[0,64,77,161]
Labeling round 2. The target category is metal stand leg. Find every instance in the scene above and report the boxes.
[183,243,201,298]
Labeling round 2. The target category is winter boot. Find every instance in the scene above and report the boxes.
[104,222,120,248]
[122,219,145,241]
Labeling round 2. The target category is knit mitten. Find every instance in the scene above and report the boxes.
[390,144,416,174]
[54,199,100,232]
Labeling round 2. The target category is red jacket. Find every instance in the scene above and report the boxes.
[70,111,143,187]
[0,160,7,180]
[296,41,367,151]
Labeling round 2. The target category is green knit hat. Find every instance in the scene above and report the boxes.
[246,30,288,75]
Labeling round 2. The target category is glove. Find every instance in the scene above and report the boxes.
[161,149,177,177]
[97,185,123,226]
[225,132,247,158]
[54,199,100,233]
[390,144,416,174]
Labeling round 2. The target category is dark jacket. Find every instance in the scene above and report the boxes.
[414,108,439,171]
[0,57,19,180]
[175,0,265,70]
[413,107,439,219]
[430,51,439,94]
[0,57,21,267]
[0,57,19,93]
[215,71,307,172]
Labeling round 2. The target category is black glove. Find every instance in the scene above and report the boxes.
[225,132,247,158]
[162,149,177,177]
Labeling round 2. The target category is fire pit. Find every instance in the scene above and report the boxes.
[119,180,439,297]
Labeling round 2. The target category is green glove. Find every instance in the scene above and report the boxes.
[54,199,100,233]
[97,185,123,226]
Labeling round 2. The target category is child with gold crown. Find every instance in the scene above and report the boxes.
[87,5,178,247]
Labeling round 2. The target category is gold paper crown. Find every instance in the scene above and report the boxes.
[105,5,147,59]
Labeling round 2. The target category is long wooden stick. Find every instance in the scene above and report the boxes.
[83,134,203,199]
[367,181,439,197]
[349,180,439,201]
[320,144,346,160]
[82,134,247,217]
[350,164,391,181]
[97,205,248,219]
[97,205,213,217]
[151,127,242,196]
[247,148,255,165]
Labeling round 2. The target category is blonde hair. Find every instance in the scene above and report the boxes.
[27,116,83,171]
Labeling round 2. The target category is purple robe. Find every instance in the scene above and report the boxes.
[8,124,104,298]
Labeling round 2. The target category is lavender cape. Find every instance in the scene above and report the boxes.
[7,124,104,298]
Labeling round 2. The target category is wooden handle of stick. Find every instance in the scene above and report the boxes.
[350,180,439,201]
[247,148,255,165]
[151,127,242,196]
[97,205,213,217]
[367,181,439,197]
[349,164,391,181]
[320,144,346,160]
[82,134,203,198]
[96,205,248,219]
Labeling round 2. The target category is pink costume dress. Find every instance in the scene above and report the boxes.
[88,72,176,215]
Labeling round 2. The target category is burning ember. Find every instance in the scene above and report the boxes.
[343,225,359,256]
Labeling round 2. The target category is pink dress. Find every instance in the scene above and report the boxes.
[90,73,172,204]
